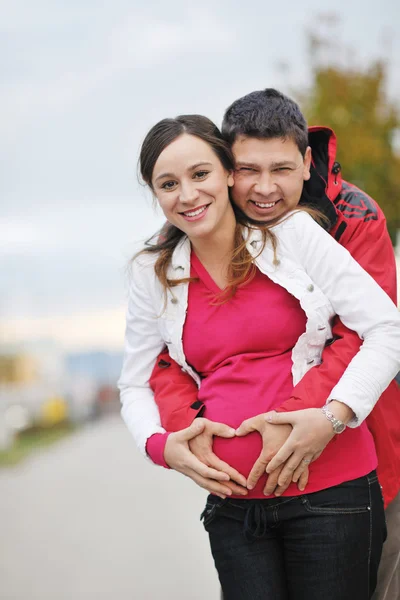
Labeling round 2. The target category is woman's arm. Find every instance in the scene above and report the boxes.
[118,258,245,495]
[284,210,400,425]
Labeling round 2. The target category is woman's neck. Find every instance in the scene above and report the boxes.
[189,212,236,289]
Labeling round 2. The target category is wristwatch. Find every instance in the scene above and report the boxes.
[321,406,346,434]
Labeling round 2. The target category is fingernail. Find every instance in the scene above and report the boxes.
[266,415,273,422]
[275,491,282,497]
[247,484,254,490]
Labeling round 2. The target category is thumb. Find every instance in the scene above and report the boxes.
[264,410,295,425]
[211,422,236,438]
[235,419,255,437]
[178,419,205,441]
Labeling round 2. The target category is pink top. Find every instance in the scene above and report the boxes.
[147,252,377,498]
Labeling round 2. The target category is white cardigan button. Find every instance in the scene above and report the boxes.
[307,284,314,292]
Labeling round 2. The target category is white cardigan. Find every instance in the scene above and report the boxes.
[118,211,400,457]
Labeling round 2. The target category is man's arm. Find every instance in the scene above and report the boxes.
[149,348,204,431]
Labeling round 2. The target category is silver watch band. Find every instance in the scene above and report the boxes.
[321,406,346,434]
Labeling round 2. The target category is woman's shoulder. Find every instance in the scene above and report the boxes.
[274,209,317,232]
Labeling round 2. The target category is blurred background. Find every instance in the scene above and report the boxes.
[1,1,399,598]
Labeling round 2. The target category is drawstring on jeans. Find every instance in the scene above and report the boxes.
[244,503,268,541]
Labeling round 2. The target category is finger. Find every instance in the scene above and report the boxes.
[263,466,283,496]
[292,455,313,483]
[184,453,230,482]
[178,420,206,442]
[265,442,295,473]
[274,478,294,496]
[185,468,233,496]
[265,410,295,425]
[207,454,247,487]
[235,418,256,436]
[222,480,248,496]
[247,455,268,490]
[276,452,307,487]
[209,423,236,438]
[297,467,310,491]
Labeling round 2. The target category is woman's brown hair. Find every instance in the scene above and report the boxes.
[137,114,328,301]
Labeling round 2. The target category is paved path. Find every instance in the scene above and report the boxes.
[0,415,220,599]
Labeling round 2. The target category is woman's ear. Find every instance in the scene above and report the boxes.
[227,171,234,187]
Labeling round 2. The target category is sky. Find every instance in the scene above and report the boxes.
[2,0,400,351]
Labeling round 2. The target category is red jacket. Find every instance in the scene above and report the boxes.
[149,126,400,507]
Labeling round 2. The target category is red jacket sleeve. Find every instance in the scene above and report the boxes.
[149,348,202,432]
[278,210,398,413]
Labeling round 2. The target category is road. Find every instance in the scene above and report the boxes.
[0,415,220,599]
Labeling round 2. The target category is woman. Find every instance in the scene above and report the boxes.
[118,115,400,599]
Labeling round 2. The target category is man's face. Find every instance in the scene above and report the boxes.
[231,136,312,222]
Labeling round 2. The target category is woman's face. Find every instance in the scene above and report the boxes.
[151,134,234,242]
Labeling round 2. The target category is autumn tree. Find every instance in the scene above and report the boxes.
[297,18,400,243]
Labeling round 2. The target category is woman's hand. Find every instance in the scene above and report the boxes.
[189,418,248,495]
[262,408,338,489]
[164,420,243,498]
[235,414,297,495]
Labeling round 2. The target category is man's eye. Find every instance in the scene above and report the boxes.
[161,181,177,190]
[237,167,255,172]
[275,167,291,172]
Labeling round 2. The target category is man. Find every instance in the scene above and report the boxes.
[148,89,400,600]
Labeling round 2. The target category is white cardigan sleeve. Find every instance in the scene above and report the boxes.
[118,257,166,456]
[286,210,400,425]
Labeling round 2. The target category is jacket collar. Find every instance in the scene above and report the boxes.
[169,228,275,275]
[301,126,342,230]
[170,235,191,274]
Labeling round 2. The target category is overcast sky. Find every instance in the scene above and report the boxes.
[2,0,399,350]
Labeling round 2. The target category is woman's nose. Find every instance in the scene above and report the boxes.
[179,181,200,204]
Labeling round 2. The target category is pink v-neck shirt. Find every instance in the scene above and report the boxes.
[186,253,377,497]
[148,252,377,498]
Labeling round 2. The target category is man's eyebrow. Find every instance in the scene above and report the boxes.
[155,161,213,183]
[235,160,298,169]
[269,160,297,169]
[235,161,260,169]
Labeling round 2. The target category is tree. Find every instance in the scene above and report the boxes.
[297,20,400,243]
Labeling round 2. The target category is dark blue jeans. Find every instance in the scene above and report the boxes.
[201,471,386,600]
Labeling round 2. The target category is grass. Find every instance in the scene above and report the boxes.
[0,422,77,467]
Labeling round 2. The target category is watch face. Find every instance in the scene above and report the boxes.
[334,422,346,434]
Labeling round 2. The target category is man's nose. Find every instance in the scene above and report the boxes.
[253,172,276,197]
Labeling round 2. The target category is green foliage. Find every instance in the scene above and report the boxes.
[298,32,400,243]
[0,423,76,467]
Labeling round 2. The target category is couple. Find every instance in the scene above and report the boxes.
[118,89,400,599]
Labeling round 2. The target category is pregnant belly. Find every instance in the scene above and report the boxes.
[212,433,269,494]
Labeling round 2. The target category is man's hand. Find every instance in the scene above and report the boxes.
[235,414,294,494]
[164,420,246,498]
[189,418,248,496]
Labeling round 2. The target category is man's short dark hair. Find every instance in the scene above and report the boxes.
[221,88,309,156]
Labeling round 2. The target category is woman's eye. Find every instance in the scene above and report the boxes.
[193,170,209,179]
[161,181,177,190]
